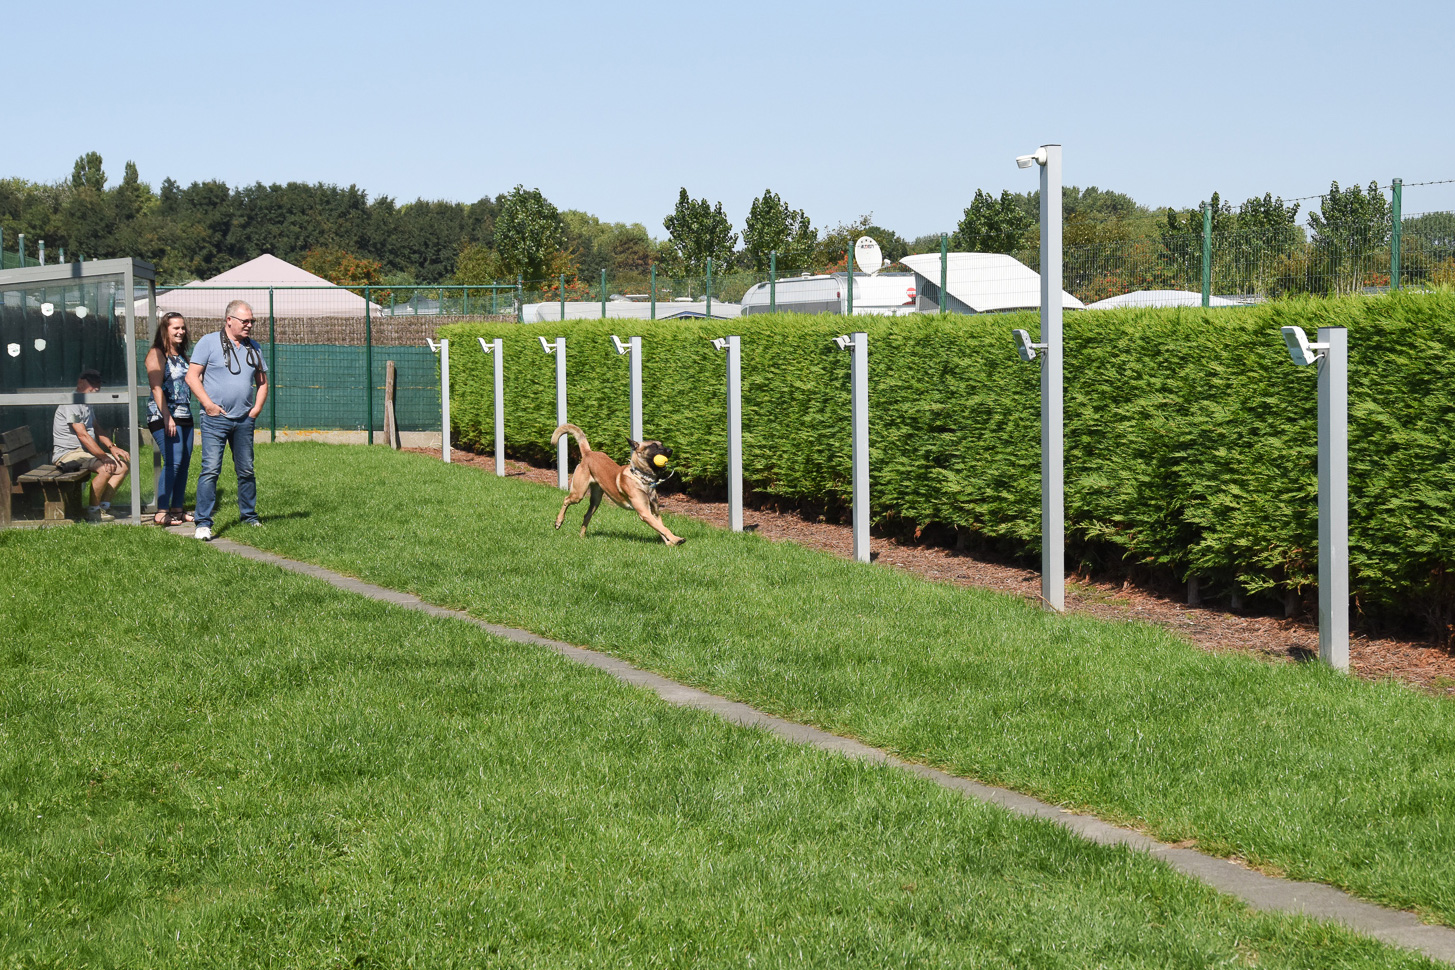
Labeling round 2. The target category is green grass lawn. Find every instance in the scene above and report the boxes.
[197,442,1455,929]
[3,527,1430,968]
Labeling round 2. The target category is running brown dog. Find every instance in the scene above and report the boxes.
[550,423,685,545]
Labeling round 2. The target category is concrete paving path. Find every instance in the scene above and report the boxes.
[211,534,1455,967]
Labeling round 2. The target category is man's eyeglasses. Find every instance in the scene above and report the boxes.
[228,315,256,325]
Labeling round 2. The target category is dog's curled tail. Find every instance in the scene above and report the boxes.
[550,423,592,455]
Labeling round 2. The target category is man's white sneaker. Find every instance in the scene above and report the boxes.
[194,526,213,541]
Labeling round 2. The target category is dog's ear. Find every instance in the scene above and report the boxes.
[628,439,640,450]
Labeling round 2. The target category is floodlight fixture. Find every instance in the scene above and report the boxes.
[1015,148,1048,169]
[1013,329,1048,362]
[539,335,557,354]
[426,338,441,352]
[833,334,854,350]
[610,334,629,355]
[710,337,728,351]
[1281,325,1328,366]
[478,336,494,354]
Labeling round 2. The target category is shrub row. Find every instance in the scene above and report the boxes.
[441,291,1455,637]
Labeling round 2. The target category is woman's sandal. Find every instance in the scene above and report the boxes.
[153,511,170,526]
[167,509,195,525]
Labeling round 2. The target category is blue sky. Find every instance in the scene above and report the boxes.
[6,0,1452,239]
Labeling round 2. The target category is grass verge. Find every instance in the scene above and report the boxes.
[200,442,1455,928]
[4,527,1432,967]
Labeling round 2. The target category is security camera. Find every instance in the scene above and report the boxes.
[1281,326,1325,366]
[1013,329,1046,362]
[833,334,852,350]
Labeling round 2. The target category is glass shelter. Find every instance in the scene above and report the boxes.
[0,258,156,523]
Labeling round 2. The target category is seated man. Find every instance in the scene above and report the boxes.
[52,368,130,522]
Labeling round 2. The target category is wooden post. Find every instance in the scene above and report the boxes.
[384,360,400,449]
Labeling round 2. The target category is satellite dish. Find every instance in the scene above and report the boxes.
[854,236,883,276]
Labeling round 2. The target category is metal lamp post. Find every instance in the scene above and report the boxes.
[1014,143,1065,611]
[610,334,643,442]
[540,336,568,489]
[711,335,743,532]
[833,331,870,563]
[426,338,451,463]
[1280,325,1349,670]
[478,336,505,477]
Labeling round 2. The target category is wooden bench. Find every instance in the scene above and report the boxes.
[1,427,92,524]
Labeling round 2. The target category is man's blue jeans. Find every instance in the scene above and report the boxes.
[195,414,257,528]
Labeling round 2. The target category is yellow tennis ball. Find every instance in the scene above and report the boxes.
[653,454,668,468]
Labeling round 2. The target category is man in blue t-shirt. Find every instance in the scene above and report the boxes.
[185,300,269,541]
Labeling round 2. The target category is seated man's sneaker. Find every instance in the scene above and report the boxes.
[86,507,115,523]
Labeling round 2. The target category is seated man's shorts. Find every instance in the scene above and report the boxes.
[55,448,112,473]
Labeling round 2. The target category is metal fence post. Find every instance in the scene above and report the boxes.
[612,335,643,442]
[479,337,504,477]
[560,273,566,321]
[1391,178,1402,291]
[845,250,854,316]
[38,241,45,265]
[939,233,947,314]
[365,286,374,445]
[268,288,276,441]
[440,338,450,462]
[770,251,777,312]
[17,233,24,267]
[1319,326,1349,670]
[833,331,870,563]
[516,274,523,324]
[706,258,713,319]
[1201,202,1212,308]
[650,264,657,320]
[1279,324,1349,669]
[712,335,742,532]
[601,268,607,319]
[541,336,568,489]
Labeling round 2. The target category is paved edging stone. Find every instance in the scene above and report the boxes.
[212,536,1455,966]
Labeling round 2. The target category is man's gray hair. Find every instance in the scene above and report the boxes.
[224,299,254,321]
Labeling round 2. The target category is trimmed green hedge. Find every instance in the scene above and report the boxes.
[441,291,1455,635]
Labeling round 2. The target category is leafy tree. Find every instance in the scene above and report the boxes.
[951,189,1032,253]
[1237,193,1302,251]
[495,185,564,283]
[662,188,737,276]
[1308,181,1390,292]
[70,152,106,192]
[300,247,383,288]
[742,189,816,273]
[1309,180,1389,254]
[452,242,502,285]
[812,215,907,272]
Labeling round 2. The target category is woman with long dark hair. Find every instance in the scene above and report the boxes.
[145,311,196,525]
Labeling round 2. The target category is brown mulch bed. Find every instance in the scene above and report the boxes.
[413,447,1455,700]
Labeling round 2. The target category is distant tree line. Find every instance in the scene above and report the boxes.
[3,153,1447,295]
